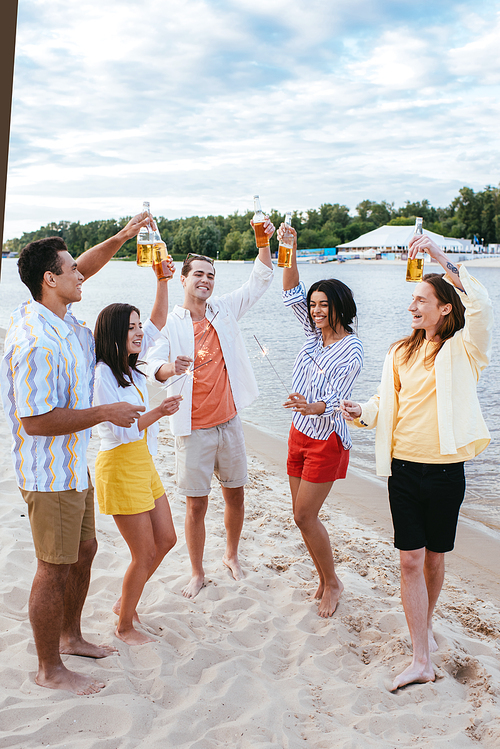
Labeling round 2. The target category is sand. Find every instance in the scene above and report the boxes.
[0,347,500,747]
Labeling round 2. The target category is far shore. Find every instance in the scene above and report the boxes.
[318,257,500,267]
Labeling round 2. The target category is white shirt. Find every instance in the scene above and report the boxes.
[1,300,94,492]
[147,257,274,436]
[94,319,162,453]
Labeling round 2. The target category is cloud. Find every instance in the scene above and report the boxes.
[5,0,500,238]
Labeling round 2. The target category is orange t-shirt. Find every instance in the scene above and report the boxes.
[191,318,237,430]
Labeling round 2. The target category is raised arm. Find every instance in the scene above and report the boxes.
[149,256,176,332]
[278,225,299,290]
[76,211,154,281]
[409,234,465,292]
[250,217,275,269]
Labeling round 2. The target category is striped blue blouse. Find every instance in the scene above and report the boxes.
[283,282,363,448]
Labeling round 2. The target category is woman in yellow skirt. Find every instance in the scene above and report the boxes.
[94,262,187,645]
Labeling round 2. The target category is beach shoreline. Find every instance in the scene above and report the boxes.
[241,420,500,606]
[313,257,500,267]
[0,337,500,746]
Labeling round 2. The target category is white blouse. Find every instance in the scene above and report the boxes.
[94,319,162,454]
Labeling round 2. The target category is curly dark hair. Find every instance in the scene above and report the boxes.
[306,278,357,334]
[94,303,145,388]
[17,237,67,301]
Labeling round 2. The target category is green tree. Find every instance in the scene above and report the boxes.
[319,203,351,227]
[192,222,221,257]
[173,225,195,255]
[398,199,437,224]
[356,200,394,226]
[297,228,321,250]
[387,216,417,226]
[221,231,242,260]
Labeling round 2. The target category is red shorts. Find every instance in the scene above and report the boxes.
[287,424,349,484]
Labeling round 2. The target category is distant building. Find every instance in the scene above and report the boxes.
[337,225,467,257]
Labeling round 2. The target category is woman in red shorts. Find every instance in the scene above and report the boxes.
[280,224,363,617]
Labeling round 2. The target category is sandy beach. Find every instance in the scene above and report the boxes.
[1,333,500,747]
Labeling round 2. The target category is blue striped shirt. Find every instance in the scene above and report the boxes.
[283,282,363,448]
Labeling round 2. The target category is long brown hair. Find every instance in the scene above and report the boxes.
[393,273,465,367]
[94,303,144,387]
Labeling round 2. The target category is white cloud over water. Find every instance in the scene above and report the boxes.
[5,0,500,237]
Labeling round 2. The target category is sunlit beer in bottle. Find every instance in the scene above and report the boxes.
[137,201,154,266]
[153,241,173,281]
[406,217,424,282]
[278,212,293,268]
[252,195,270,249]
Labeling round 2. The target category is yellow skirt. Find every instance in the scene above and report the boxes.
[95,433,165,515]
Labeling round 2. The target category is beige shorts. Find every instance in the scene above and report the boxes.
[175,415,248,497]
[20,474,96,564]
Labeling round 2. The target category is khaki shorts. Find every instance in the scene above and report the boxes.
[20,474,96,564]
[175,415,248,497]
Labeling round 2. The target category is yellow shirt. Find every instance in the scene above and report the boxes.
[392,342,475,463]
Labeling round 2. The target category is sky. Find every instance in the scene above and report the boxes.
[4,0,500,239]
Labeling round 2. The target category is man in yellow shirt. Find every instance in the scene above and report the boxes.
[341,236,492,691]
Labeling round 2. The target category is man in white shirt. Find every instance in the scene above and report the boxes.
[1,214,150,695]
[148,220,274,598]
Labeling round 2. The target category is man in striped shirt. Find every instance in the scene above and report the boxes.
[1,214,149,695]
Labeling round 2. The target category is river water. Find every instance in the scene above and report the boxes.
[1,257,498,530]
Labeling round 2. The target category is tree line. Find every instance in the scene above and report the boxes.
[4,184,500,261]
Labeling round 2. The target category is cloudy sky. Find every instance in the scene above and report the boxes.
[4,0,500,238]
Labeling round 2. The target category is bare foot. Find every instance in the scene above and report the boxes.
[317,580,344,618]
[36,663,105,695]
[114,626,155,646]
[222,555,244,582]
[310,581,324,601]
[182,575,205,599]
[112,598,141,624]
[59,635,118,658]
[428,629,438,653]
[390,660,435,691]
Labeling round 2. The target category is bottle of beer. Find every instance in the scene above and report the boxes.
[252,195,270,249]
[406,217,424,282]
[278,212,294,268]
[137,201,154,266]
[137,203,173,279]
[152,233,173,281]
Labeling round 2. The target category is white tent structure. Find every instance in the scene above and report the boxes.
[337,225,468,254]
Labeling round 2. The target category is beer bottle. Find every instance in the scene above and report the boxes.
[278,212,294,268]
[152,233,173,281]
[137,201,154,266]
[137,203,173,279]
[406,217,424,282]
[252,195,270,249]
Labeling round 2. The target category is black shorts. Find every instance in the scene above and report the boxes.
[388,458,466,553]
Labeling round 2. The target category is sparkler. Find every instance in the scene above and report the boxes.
[150,312,219,404]
[304,350,341,413]
[304,350,333,384]
[253,335,290,396]
[177,309,219,392]
[167,359,213,390]
[195,310,219,360]
[150,359,213,402]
